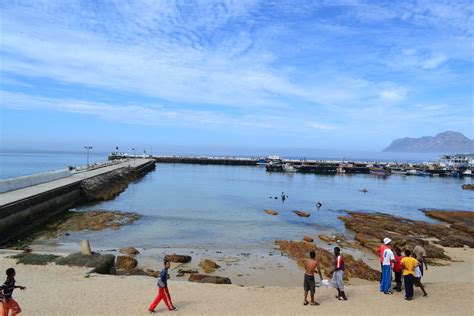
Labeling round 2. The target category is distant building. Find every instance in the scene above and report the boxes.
[438,154,474,167]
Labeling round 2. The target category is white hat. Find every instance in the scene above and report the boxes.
[383,238,392,245]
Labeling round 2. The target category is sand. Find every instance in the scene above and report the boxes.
[1,247,473,316]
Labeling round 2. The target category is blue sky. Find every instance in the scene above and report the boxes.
[0,0,473,153]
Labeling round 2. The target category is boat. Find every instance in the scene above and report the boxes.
[406,169,418,175]
[283,163,297,172]
[370,168,390,176]
[256,158,267,166]
[462,169,472,177]
[391,169,407,175]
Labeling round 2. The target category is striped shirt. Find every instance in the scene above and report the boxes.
[1,277,15,299]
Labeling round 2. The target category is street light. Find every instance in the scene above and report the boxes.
[84,146,93,169]
[132,148,136,165]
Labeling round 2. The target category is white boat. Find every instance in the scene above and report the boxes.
[283,163,297,172]
[463,169,472,177]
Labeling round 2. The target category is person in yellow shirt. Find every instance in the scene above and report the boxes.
[401,249,419,300]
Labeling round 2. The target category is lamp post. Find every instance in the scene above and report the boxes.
[84,146,93,169]
[132,147,136,165]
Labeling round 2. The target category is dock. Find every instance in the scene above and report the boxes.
[0,159,155,246]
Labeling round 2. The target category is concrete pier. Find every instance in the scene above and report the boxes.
[0,159,155,246]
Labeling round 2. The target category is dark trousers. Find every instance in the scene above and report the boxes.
[394,271,402,290]
[404,274,414,299]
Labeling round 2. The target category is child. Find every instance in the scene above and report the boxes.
[148,260,177,313]
[332,247,347,300]
[401,249,418,300]
[412,253,428,297]
[1,268,26,316]
[393,247,404,292]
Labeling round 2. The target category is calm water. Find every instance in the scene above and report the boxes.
[2,151,472,251]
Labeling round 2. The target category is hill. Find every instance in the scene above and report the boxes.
[383,131,474,153]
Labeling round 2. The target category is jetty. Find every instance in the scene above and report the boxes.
[0,159,155,246]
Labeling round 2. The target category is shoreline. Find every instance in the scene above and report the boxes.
[1,246,473,315]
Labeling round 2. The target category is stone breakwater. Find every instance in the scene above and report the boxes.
[0,159,155,246]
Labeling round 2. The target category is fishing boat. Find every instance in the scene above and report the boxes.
[283,163,297,172]
[370,168,390,176]
[390,169,407,175]
[256,158,267,166]
[462,169,472,177]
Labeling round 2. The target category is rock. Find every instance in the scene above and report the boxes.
[56,252,116,274]
[293,210,310,217]
[145,269,160,278]
[199,259,221,273]
[80,240,92,256]
[462,184,474,190]
[177,269,199,274]
[116,268,148,276]
[422,210,474,235]
[318,235,333,243]
[80,168,138,201]
[116,256,138,270]
[188,274,232,284]
[264,210,278,216]
[164,254,192,263]
[119,247,140,255]
[275,240,380,281]
[303,236,314,242]
[339,211,474,262]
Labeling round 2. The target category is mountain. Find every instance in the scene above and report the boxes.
[383,131,474,153]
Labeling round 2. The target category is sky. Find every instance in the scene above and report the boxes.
[0,0,473,154]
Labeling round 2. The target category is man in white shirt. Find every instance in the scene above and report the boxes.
[379,238,395,294]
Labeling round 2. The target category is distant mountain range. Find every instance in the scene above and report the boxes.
[383,131,474,153]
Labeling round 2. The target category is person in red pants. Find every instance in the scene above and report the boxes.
[1,268,26,316]
[149,260,177,313]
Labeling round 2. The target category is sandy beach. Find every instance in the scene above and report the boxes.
[1,247,473,316]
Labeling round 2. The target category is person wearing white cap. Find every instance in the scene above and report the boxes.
[380,238,395,294]
[377,238,392,289]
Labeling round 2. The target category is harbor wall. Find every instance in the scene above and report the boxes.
[0,169,71,193]
[0,160,155,246]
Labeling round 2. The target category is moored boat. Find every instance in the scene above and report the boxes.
[370,168,390,176]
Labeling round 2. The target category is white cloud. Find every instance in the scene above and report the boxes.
[421,53,447,69]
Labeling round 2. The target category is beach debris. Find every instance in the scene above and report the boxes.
[275,240,380,281]
[264,210,278,216]
[177,269,198,275]
[303,236,314,242]
[164,254,192,263]
[119,247,140,255]
[116,256,138,270]
[293,210,310,217]
[80,240,92,256]
[188,274,232,284]
[339,211,474,262]
[56,252,116,275]
[199,259,221,273]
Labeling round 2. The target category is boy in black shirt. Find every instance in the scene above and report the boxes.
[1,268,26,315]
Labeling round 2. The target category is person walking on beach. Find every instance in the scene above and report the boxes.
[303,250,323,306]
[401,249,418,301]
[393,247,404,292]
[1,268,26,316]
[380,241,395,294]
[412,253,428,297]
[413,245,428,276]
[148,260,177,313]
[332,247,347,301]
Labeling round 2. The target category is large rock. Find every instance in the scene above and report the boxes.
[164,254,192,263]
[199,259,221,273]
[188,274,231,284]
[423,210,474,235]
[116,268,148,276]
[80,240,92,256]
[339,211,474,262]
[275,240,380,281]
[462,184,474,190]
[55,252,116,274]
[293,210,310,217]
[116,256,138,270]
[119,247,140,255]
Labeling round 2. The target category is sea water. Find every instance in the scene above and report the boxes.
[1,150,472,250]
